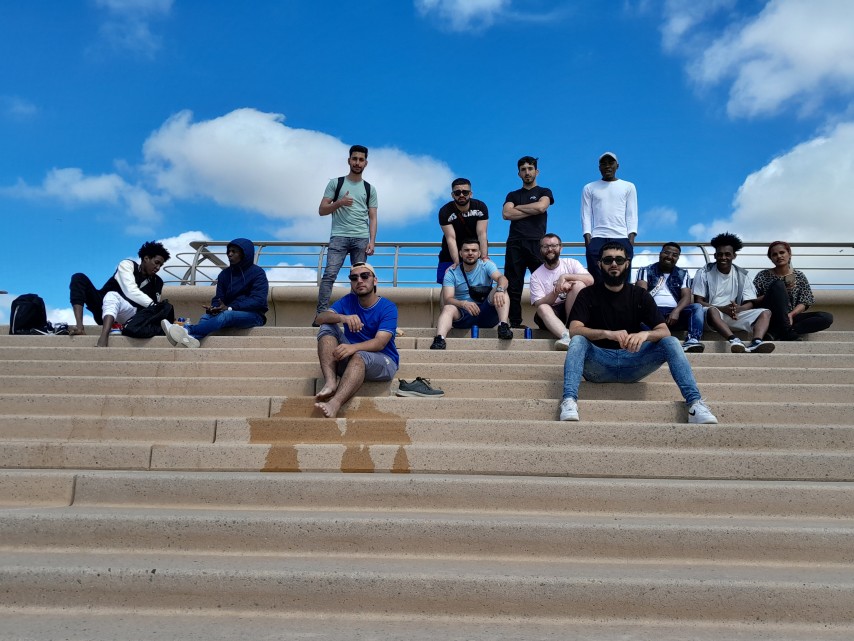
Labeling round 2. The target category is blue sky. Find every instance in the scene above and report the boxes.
[2,0,853,323]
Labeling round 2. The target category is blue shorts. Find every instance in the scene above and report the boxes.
[452,300,499,329]
[316,324,398,381]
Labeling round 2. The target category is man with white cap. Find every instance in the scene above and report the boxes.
[314,262,399,418]
[580,151,638,284]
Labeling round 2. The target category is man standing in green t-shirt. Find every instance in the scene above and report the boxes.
[315,144,379,322]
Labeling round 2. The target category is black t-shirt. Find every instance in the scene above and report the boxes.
[437,199,489,262]
[504,186,554,240]
[569,283,665,349]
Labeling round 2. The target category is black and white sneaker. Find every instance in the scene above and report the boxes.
[396,377,445,398]
[430,336,446,350]
[746,339,775,353]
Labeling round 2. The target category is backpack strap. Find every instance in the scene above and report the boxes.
[332,177,371,207]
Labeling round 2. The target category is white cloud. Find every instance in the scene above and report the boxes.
[415,0,511,31]
[639,205,678,236]
[142,108,453,240]
[93,0,173,58]
[1,95,38,120]
[664,0,854,118]
[266,263,320,286]
[689,120,854,243]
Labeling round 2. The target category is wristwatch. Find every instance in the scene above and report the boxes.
[495,287,505,293]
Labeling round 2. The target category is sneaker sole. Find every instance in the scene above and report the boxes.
[162,320,178,346]
[395,390,445,398]
[688,416,719,424]
[554,341,569,351]
[683,344,705,353]
[730,343,746,353]
[559,413,579,422]
[748,343,776,353]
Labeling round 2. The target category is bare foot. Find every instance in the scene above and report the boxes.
[95,339,109,348]
[315,382,337,401]
[314,400,340,418]
[69,325,86,336]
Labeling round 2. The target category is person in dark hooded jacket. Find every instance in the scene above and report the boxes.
[162,238,268,348]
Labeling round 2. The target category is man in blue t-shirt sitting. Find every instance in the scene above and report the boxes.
[314,262,399,418]
[430,239,513,350]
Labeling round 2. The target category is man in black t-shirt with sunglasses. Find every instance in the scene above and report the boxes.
[436,178,490,284]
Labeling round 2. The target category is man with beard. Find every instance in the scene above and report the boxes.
[502,156,555,328]
[430,239,513,350]
[436,178,490,284]
[636,242,706,353]
[581,152,638,283]
[529,233,593,350]
[314,145,378,324]
[559,242,717,424]
[314,262,399,418]
[692,232,775,354]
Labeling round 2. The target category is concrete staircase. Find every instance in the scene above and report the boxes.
[1,325,853,639]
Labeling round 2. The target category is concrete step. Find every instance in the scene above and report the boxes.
[0,416,216,442]
[3,375,852,402]
[2,551,852,624]
[7,359,854,384]
[2,507,852,564]
[3,611,851,641]
[2,395,852,424]
[7,471,849,518]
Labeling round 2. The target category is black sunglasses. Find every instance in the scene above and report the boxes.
[600,256,628,266]
[452,189,471,196]
[349,272,373,281]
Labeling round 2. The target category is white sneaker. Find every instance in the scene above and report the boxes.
[161,319,177,346]
[554,334,571,351]
[687,399,718,424]
[682,337,705,353]
[559,397,579,421]
[168,323,200,348]
[729,337,746,353]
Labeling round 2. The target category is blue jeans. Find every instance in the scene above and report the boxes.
[316,236,369,314]
[187,310,264,340]
[658,304,705,341]
[562,335,702,406]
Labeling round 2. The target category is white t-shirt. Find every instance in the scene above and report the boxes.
[529,258,590,305]
[693,266,757,307]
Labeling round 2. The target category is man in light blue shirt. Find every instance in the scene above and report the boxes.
[430,240,513,349]
[315,144,378,322]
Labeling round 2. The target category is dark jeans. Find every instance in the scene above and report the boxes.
[504,238,542,326]
[69,273,105,325]
[759,279,833,337]
[585,237,634,284]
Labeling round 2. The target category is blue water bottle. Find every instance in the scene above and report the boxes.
[524,327,533,340]
[471,325,479,338]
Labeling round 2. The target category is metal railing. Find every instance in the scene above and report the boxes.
[161,240,854,289]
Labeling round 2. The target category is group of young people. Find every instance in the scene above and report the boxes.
[66,145,832,425]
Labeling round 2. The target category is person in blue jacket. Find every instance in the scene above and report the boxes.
[162,238,269,348]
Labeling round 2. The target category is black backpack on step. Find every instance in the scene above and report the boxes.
[9,294,48,335]
[121,300,175,338]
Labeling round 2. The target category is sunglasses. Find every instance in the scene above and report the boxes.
[348,272,373,281]
[452,189,471,197]
[600,256,628,266]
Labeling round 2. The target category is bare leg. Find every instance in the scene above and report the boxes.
[96,314,114,347]
[752,310,772,340]
[69,304,86,336]
[315,334,339,400]
[536,304,567,339]
[563,283,585,317]
[705,307,732,338]
[435,305,461,338]
[315,354,366,418]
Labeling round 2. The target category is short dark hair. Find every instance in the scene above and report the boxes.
[517,156,538,169]
[349,144,368,158]
[451,177,471,188]
[599,241,627,260]
[138,241,170,261]
[460,238,480,248]
[710,232,743,253]
[541,233,562,245]
[662,242,682,252]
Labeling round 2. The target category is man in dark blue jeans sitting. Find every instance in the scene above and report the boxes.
[162,238,268,348]
[559,242,717,424]
[635,242,706,353]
